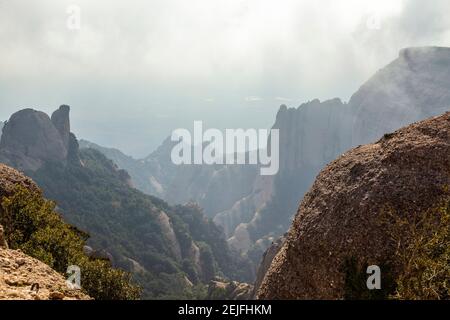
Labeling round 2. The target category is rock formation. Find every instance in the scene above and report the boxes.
[0,107,73,172]
[251,234,286,297]
[207,277,253,300]
[51,105,71,151]
[0,246,90,300]
[257,112,450,299]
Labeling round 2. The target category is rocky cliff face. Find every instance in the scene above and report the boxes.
[251,234,285,297]
[257,112,450,299]
[51,105,71,151]
[220,98,352,254]
[0,106,73,172]
[0,121,4,140]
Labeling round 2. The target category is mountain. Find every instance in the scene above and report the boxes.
[0,107,253,299]
[0,121,3,140]
[257,112,450,299]
[81,46,450,270]
[213,46,450,261]
[229,47,450,260]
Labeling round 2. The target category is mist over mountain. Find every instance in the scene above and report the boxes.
[350,47,450,145]
[3,0,450,158]
[81,47,450,268]
[0,46,449,300]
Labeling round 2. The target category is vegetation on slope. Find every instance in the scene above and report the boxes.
[343,196,450,300]
[29,148,252,299]
[1,186,140,300]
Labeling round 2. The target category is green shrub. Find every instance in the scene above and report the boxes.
[1,185,141,300]
[387,199,450,300]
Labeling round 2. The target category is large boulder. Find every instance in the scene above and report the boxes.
[257,112,450,299]
[0,108,70,172]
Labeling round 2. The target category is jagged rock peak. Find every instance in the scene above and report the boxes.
[51,105,71,150]
[0,106,75,172]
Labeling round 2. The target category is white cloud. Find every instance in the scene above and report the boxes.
[245,96,263,102]
[1,0,449,156]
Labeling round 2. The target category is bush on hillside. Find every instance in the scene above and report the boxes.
[0,186,141,300]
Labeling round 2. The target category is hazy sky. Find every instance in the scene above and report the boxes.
[1,0,450,157]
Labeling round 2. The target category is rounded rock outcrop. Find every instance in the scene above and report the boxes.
[257,112,450,299]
